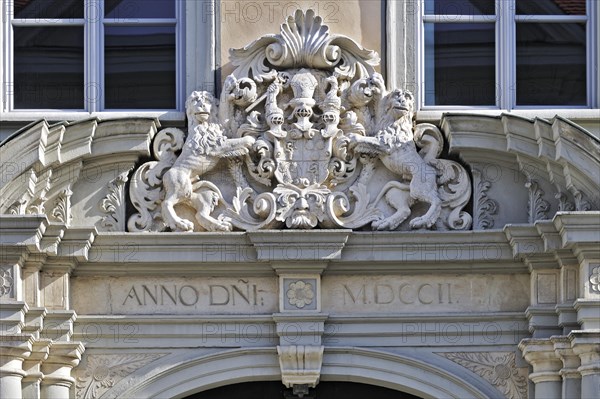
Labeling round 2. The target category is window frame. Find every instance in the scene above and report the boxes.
[415,0,599,111]
[0,0,217,122]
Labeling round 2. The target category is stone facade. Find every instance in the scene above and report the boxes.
[1,8,599,399]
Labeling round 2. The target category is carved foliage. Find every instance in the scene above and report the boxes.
[0,266,14,297]
[127,9,472,232]
[99,169,132,231]
[590,265,600,294]
[473,169,499,230]
[51,187,73,225]
[526,180,550,223]
[440,352,528,399]
[75,353,165,399]
[128,128,185,232]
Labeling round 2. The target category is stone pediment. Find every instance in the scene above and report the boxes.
[1,10,598,233]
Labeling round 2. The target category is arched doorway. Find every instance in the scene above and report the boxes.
[183,381,423,399]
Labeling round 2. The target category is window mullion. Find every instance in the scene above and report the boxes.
[587,0,598,108]
[85,0,101,113]
[2,1,12,112]
[498,0,516,110]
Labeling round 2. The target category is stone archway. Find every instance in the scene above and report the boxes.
[183,381,424,399]
[112,348,497,399]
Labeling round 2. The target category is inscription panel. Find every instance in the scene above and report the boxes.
[71,277,278,315]
[73,273,530,315]
[322,274,530,313]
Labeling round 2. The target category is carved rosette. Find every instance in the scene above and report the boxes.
[127,9,472,232]
[439,352,528,399]
[75,353,165,399]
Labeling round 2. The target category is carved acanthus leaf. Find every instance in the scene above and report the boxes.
[99,169,132,231]
[526,180,550,223]
[51,187,73,225]
[75,353,166,399]
[127,9,473,232]
[555,191,575,212]
[0,267,14,298]
[476,179,499,229]
[439,352,528,399]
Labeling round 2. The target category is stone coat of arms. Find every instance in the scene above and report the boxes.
[128,10,472,232]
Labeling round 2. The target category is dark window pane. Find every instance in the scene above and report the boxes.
[104,0,175,19]
[424,0,495,15]
[14,0,84,19]
[516,0,586,15]
[105,26,176,109]
[424,23,496,105]
[516,23,586,105]
[14,26,84,109]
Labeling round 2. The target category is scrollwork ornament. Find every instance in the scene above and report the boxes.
[0,267,14,297]
[127,9,473,232]
[75,353,165,399]
[100,169,132,231]
[526,180,550,223]
[439,352,527,399]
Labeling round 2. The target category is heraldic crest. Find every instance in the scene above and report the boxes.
[128,10,472,232]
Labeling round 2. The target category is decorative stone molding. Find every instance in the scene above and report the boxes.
[519,339,563,384]
[588,265,600,294]
[277,345,324,392]
[50,187,73,225]
[281,277,319,311]
[0,266,14,298]
[439,352,528,399]
[75,353,165,399]
[99,168,133,232]
[127,9,472,232]
[526,180,551,224]
[473,170,499,230]
[40,341,85,392]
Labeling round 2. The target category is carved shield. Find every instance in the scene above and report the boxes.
[274,132,333,187]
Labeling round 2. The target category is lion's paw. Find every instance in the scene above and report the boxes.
[409,217,435,230]
[174,219,195,232]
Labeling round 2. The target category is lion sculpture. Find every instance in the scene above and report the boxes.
[161,91,255,231]
[349,87,443,230]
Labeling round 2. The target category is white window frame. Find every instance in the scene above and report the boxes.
[0,0,217,122]
[415,0,599,113]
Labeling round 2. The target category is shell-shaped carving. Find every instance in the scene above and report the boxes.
[268,9,338,68]
[229,9,379,81]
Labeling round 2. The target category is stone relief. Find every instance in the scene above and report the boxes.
[128,9,472,232]
[75,353,165,399]
[286,280,315,309]
[526,180,550,224]
[590,265,600,294]
[99,169,132,232]
[475,178,499,230]
[439,352,528,399]
[0,266,14,297]
[277,345,324,391]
